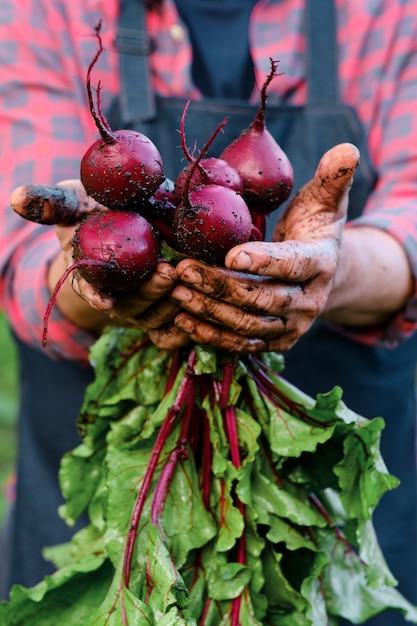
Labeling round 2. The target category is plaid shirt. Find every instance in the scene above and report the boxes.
[1,0,417,364]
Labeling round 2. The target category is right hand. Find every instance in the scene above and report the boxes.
[148,143,360,354]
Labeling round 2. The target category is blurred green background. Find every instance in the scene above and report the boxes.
[0,311,18,527]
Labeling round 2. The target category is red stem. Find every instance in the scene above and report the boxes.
[251,57,281,132]
[145,554,152,604]
[201,409,212,508]
[199,597,212,625]
[309,493,365,563]
[247,357,339,428]
[219,361,235,408]
[42,259,115,347]
[223,402,246,625]
[231,595,242,626]
[224,406,241,469]
[86,21,117,143]
[164,349,182,394]
[179,100,194,164]
[150,375,197,526]
[179,102,229,206]
[122,349,197,587]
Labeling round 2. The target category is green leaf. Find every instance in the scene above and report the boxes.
[251,468,327,529]
[193,344,218,375]
[145,526,190,614]
[318,529,417,623]
[207,556,251,601]
[209,475,245,552]
[0,559,112,626]
[3,331,416,624]
[156,451,217,565]
[58,443,106,526]
[334,417,399,520]
[88,583,153,626]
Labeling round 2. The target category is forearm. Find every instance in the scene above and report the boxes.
[322,226,414,326]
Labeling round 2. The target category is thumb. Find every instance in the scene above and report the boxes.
[273,143,360,242]
[313,142,360,206]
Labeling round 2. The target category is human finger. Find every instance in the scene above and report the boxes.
[73,260,178,313]
[175,250,323,310]
[172,314,267,354]
[10,179,104,226]
[170,280,290,334]
[272,142,360,242]
[147,324,192,351]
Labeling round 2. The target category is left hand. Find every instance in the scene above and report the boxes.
[22,179,180,335]
[148,143,360,353]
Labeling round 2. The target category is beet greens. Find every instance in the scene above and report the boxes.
[1,330,415,625]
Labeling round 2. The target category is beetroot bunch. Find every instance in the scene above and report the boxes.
[29,25,294,344]
[73,25,294,295]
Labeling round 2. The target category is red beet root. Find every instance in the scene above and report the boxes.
[153,178,176,205]
[42,209,160,347]
[174,102,242,202]
[220,59,294,216]
[173,185,252,265]
[172,103,253,265]
[81,131,165,210]
[72,210,160,293]
[174,156,243,204]
[80,22,165,209]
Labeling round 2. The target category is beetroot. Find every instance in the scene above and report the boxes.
[173,101,242,201]
[171,103,253,265]
[220,59,294,218]
[143,178,178,229]
[173,185,253,265]
[42,209,160,347]
[173,156,243,204]
[153,178,176,205]
[80,22,165,209]
[80,131,165,210]
[72,209,160,293]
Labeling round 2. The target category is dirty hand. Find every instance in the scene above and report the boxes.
[10,180,179,334]
[148,143,360,353]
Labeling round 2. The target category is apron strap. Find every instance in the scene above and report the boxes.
[114,0,156,123]
[114,0,340,122]
[306,0,340,104]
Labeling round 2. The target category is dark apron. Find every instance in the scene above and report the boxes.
[5,1,416,623]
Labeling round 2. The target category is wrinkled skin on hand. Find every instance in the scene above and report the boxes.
[148,142,360,354]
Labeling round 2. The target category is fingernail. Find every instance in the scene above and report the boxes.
[248,338,267,350]
[179,268,202,285]
[171,286,192,302]
[231,251,252,270]
[175,317,195,333]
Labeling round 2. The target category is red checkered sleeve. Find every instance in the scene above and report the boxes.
[0,1,119,363]
[1,222,96,362]
[337,2,417,346]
